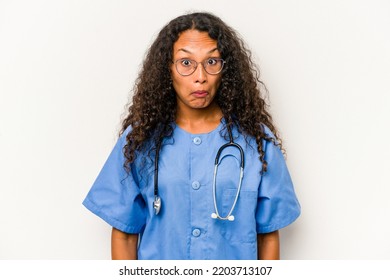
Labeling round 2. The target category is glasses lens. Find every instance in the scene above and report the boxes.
[176,59,196,76]
[204,58,224,74]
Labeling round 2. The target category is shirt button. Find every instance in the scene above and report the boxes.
[192,228,201,237]
[193,137,202,145]
[192,181,200,190]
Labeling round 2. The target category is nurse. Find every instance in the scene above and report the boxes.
[83,12,300,260]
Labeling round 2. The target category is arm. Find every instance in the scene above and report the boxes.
[257,230,280,260]
[111,227,138,260]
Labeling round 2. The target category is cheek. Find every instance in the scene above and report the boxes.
[171,74,188,92]
[212,75,223,90]
[171,77,182,92]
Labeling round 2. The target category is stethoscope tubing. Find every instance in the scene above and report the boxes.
[153,139,163,215]
[212,163,244,221]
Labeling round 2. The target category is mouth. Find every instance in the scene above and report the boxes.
[192,90,208,98]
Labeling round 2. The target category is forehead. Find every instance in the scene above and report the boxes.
[173,29,218,55]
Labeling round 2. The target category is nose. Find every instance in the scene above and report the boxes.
[194,62,207,84]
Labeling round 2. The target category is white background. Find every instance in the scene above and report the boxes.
[0,0,389,259]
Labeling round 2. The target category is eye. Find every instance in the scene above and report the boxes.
[206,58,218,65]
[180,59,193,67]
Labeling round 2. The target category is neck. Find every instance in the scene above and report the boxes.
[176,103,223,134]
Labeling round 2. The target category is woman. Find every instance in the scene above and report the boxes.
[83,12,300,260]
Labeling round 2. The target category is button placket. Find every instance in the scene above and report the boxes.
[190,134,205,250]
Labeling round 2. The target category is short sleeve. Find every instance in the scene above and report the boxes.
[256,128,301,234]
[82,129,147,233]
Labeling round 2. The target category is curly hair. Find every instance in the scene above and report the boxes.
[120,12,283,173]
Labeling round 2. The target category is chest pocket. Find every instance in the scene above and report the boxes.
[220,189,258,243]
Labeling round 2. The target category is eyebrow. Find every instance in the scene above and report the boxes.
[176,47,219,54]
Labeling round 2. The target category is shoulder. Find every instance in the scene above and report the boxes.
[238,123,278,145]
[117,125,133,143]
[121,125,133,137]
[260,124,282,148]
[261,124,276,140]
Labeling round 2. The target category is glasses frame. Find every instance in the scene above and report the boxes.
[173,58,226,76]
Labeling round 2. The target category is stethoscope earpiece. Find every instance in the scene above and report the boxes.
[211,213,235,221]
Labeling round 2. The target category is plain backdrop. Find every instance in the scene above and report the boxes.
[1,0,389,259]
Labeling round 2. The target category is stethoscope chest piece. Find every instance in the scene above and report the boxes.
[153,196,161,215]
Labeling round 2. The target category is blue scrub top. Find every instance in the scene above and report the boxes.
[83,121,300,259]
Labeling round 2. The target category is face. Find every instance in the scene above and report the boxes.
[170,29,222,113]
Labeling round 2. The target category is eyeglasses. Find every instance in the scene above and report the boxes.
[173,58,225,76]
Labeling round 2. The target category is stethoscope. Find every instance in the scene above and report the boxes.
[153,124,245,221]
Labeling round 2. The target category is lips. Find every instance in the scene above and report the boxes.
[192,90,208,98]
